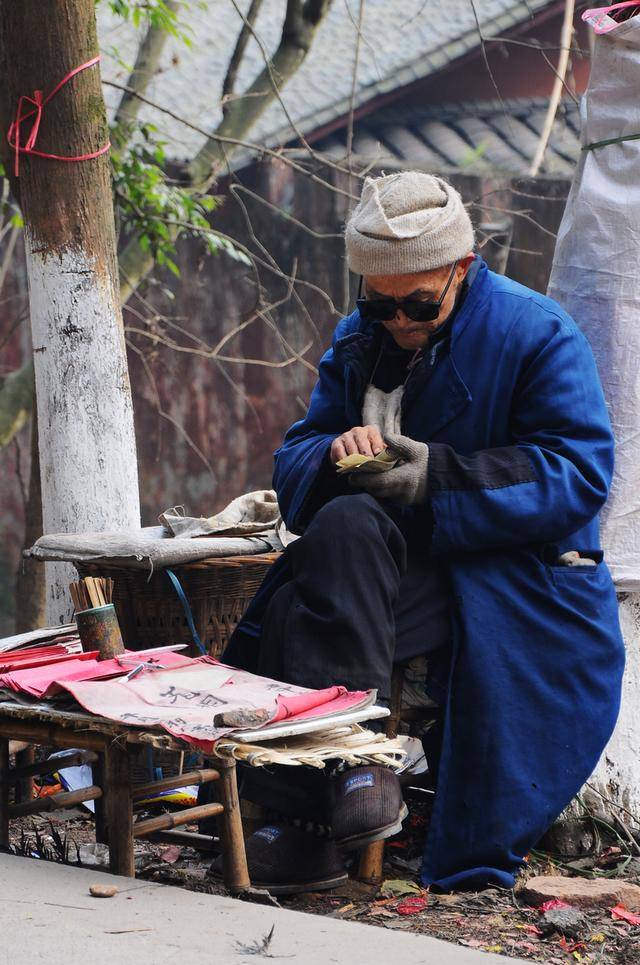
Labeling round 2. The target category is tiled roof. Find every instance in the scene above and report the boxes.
[99,0,557,161]
[316,97,581,175]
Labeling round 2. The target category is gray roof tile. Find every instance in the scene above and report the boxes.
[316,97,582,175]
[99,0,555,160]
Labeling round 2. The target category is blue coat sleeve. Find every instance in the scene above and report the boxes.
[428,318,614,554]
[273,320,353,533]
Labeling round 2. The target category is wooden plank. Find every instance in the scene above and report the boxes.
[0,720,106,752]
[133,802,223,838]
[103,742,134,877]
[0,701,183,752]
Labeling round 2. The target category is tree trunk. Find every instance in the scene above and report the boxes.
[0,0,140,624]
[14,405,46,632]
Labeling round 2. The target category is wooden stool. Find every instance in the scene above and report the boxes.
[0,720,250,893]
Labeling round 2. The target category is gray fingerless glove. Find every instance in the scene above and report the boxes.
[352,432,429,505]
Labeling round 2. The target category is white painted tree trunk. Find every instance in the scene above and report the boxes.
[25,240,140,625]
[585,594,640,817]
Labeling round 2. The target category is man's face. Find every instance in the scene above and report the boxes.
[364,255,474,350]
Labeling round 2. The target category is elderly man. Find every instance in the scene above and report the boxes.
[223,172,624,894]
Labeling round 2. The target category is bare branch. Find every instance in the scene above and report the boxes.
[344,0,365,170]
[187,0,333,190]
[222,0,264,110]
[126,324,312,368]
[529,0,577,175]
[113,0,182,130]
[126,337,217,479]
[231,182,343,238]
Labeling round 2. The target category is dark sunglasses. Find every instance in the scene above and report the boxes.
[356,260,459,324]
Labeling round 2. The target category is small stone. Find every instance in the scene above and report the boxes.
[520,876,640,912]
[89,883,118,898]
[539,906,586,938]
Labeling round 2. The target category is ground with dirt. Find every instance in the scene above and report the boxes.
[9,788,640,965]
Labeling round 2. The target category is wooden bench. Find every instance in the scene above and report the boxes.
[0,700,250,892]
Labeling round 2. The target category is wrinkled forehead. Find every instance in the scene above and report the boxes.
[364,266,452,298]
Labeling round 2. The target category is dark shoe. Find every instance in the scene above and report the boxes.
[331,765,408,850]
[208,824,348,896]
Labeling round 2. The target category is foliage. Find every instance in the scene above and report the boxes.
[96,0,206,45]
[111,121,249,276]
[93,1,247,275]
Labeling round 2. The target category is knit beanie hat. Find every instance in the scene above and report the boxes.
[345,171,474,276]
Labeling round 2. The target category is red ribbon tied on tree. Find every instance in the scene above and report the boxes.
[7,56,111,178]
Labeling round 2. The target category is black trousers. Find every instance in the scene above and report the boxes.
[238,493,451,822]
[256,492,451,699]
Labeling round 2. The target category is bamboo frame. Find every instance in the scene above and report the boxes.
[8,749,98,784]
[145,829,218,851]
[134,801,223,838]
[132,767,219,800]
[9,784,102,818]
[0,707,250,891]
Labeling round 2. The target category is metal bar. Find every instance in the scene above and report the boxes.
[132,767,219,800]
[133,802,223,838]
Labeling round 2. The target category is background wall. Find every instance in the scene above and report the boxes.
[0,165,570,634]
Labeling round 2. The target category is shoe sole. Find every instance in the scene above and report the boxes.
[335,803,409,852]
[207,870,349,897]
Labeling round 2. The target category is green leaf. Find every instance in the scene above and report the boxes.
[380,879,423,898]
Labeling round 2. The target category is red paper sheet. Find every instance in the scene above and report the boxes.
[62,658,371,752]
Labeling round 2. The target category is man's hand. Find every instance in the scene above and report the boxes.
[352,432,429,505]
[330,425,386,465]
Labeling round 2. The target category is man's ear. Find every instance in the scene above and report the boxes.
[457,253,475,281]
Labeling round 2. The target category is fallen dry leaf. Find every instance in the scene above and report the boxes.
[380,878,423,898]
[335,903,354,916]
[611,904,640,926]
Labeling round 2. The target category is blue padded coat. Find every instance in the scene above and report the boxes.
[226,258,625,889]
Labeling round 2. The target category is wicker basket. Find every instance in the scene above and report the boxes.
[76,553,281,658]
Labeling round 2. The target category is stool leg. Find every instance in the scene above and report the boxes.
[93,755,109,845]
[14,746,35,804]
[355,669,404,884]
[216,758,250,893]
[103,743,134,876]
[357,840,385,884]
[0,738,9,849]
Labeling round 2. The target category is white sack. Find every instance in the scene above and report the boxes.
[548,11,640,589]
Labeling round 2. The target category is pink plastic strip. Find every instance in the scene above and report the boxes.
[582,2,640,34]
